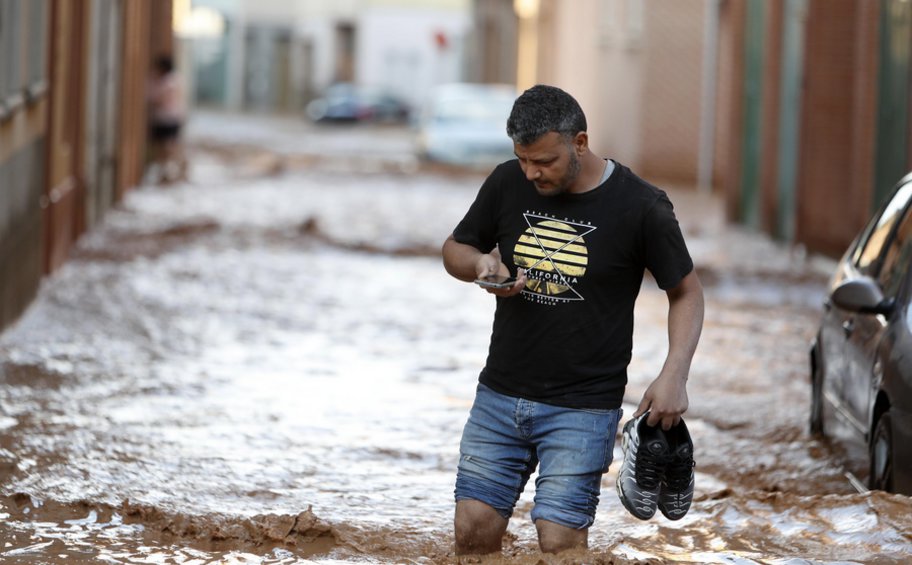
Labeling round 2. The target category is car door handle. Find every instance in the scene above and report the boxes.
[842,319,855,337]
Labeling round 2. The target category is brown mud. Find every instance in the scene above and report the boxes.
[1,138,910,564]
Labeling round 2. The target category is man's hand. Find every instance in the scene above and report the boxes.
[474,253,506,280]
[633,372,688,430]
[475,253,526,297]
[441,234,527,296]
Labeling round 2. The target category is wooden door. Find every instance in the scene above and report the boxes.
[84,0,122,228]
[44,0,86,273]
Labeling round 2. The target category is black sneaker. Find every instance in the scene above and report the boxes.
[616,412,670,520]
[658,418,695,520]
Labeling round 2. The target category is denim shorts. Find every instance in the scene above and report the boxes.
[454,383,622,530]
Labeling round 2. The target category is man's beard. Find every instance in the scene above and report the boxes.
[535,150,581,196]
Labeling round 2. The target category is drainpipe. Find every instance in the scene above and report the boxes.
[697,0,720,194]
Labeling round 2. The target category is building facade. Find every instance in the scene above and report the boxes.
[517,0,707,187]
[521,0,912,256]
[184,0,473,114]
[0,0,173,331]
[717,0,897,256]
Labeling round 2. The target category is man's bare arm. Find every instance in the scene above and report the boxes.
[634,269,704,429]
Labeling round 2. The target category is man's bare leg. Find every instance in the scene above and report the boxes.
[148,140,166,183]
[161,139,188,184]
[454,500,508,555]
[535,519,587,554]
[170,138,189,182]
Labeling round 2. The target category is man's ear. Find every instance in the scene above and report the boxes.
[574,132,589,154]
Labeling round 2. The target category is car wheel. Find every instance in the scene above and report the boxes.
[809,346,824,436]
[869,410,894,492]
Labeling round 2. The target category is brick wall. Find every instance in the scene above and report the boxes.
[795,0,874,256]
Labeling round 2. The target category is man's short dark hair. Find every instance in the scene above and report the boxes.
[506,84,587,145]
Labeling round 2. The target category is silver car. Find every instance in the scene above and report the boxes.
[810,171,912,494]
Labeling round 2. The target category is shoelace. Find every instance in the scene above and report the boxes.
[635,444,670,489]
[664,452,695,491]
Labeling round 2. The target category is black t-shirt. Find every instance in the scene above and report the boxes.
[452,159,693,409]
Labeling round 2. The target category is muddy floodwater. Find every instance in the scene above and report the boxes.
[1,118,911,564]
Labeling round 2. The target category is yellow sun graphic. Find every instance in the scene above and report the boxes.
[513,219,589,296]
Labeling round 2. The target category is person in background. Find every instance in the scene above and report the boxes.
[147,54,188,185]
[442,84,704,555]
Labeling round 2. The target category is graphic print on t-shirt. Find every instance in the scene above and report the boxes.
[513,212,596,305]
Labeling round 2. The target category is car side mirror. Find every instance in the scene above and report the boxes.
[831,277,895,315]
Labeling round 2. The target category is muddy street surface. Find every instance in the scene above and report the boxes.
[1,115,911,564]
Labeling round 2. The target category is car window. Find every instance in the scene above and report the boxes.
[853,181,912,276]
[878,207,912,298]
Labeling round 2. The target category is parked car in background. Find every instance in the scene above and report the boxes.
[810,171,912,495]
[416,83,517,168]
[306,83,410,123]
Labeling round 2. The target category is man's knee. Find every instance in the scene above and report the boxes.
[454,499,508,555]
[535,519,588,554]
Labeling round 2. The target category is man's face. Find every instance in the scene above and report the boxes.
[514,132,581,197]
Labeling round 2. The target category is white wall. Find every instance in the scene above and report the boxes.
[357,7,470,107]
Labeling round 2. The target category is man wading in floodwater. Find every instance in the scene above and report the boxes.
[442,85,704,555]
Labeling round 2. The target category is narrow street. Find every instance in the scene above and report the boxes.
[1,112,910,564]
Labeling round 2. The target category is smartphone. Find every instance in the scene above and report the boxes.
[474,274,517,289]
